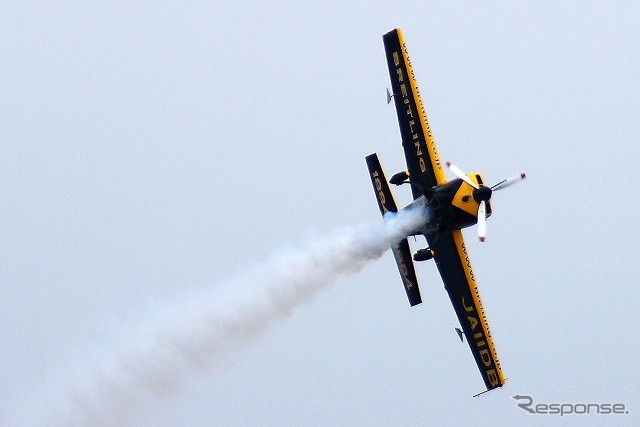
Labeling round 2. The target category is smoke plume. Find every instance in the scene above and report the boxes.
[28,208,424,426]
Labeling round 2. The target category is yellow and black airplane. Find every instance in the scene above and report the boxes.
[366,29,525,394]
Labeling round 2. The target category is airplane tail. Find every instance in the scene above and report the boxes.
[365,153,422,306]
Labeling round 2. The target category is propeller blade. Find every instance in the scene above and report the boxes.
[446,162,479,189]
[478,200,486,242]
[491,173,526,191]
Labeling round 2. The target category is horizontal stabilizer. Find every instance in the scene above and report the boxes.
[366,153,422,306]
[392,239,422,306]
[365,153,398,215]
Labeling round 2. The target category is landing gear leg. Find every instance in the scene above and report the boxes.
[413,248,434,262]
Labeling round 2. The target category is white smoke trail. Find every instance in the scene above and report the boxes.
[29,208,425,426]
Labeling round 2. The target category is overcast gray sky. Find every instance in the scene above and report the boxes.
[2,2,639,425]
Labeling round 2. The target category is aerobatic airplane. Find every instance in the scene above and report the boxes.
[366,28,525,394]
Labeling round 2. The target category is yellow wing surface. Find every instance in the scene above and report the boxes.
[430,230,506,390]
[384,28,506,391]
[383,28,446,198]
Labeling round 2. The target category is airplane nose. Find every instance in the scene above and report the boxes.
[472,186,492,202]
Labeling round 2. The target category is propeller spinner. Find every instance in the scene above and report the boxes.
[446,162,525,242]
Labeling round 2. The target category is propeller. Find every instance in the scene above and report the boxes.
[491,173,527,191]
[445,162,525,242]
[445,162,478,189]
[477,200,486,242]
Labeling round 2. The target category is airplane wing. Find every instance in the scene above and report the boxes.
[428,229,506,391]
[380,28,506,392]
[383,28,447,199]
[366,153,422,306]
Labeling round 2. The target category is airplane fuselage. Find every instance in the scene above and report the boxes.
[404,174,492,236]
